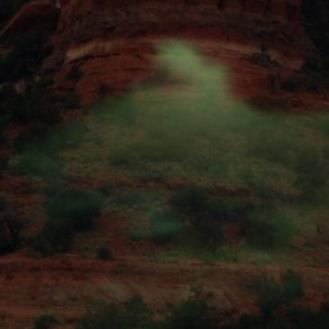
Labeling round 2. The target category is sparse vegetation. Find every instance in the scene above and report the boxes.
[244,209,296,249]
[81,289,329,329]
[78,297,154,329]
[163,294,217,329]
[78,294,218,329]
[168,187,292,250]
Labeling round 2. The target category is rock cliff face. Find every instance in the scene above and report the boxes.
[45,0,310,106]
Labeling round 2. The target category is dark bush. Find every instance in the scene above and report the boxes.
[149,210,184,243]
[0,197,24,254]
[46,189,104,232]
[109,189,146,209]
[13,151,63,179]
[169,187,257,249]
[163,296,217,329]
[244,209,296,249]
[33,219,74,256]
[254,270,303,317]
[169,186,210,215]
[96,246,113,260]
[34,189,104,255]
[233,300,329,329]
[34,314,58,329]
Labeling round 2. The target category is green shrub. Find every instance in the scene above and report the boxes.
[33,219,73,256]
[46,189,104,232]
[35,189,104,255]
[254,270,303,317]
[170,187,254,220]
[163,296,217,329]
[109,137,186,168]
[108,189,149,211]
[235,302,329,329]
[34,314,58,329]
[149,210,184,243]
[14,151,63,179]
[169,187,256,249]
[280,270,304,301]
[244,209,296,249]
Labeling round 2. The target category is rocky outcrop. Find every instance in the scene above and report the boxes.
[44,0,311,106]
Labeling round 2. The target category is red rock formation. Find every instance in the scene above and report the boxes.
[46,0,310,106]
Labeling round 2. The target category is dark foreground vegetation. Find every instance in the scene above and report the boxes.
[27,267,329,329]
[30,269,324,329]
